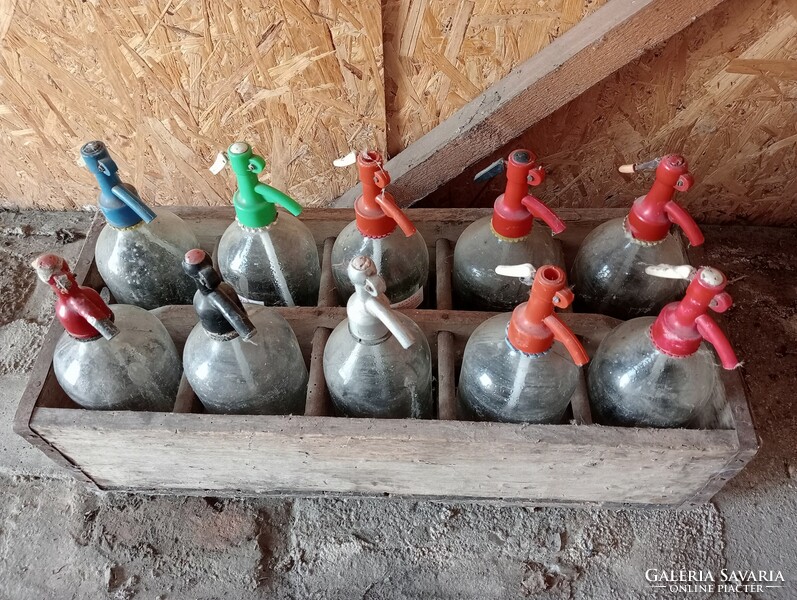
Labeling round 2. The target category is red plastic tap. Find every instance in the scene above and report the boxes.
[650,266,739,369]
[32,254,118,340]
[354,150,417,239]
[491,149,565,239]
[624,154,704,246]
[506,265,589,365]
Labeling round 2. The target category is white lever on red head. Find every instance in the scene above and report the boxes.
[496,263,536,286]
[644,264,696,281]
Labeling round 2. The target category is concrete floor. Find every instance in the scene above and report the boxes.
[0,210,795,599]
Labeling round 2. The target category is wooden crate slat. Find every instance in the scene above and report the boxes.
[305,328,333,418]
[317,238,338,308]
[30,408,738,505]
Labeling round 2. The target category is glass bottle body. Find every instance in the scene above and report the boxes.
[323,314,433,418]
[458,314,579,423]
[96,208,199,309]
[587,317,719,428]
[217,213,321,307]
[183,308,308,415]
[53,304,181,411]
[570,217,688,319]
[453,217,565,311]
[331,222,429,307]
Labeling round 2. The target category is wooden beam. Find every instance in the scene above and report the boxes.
[333,0,727,207]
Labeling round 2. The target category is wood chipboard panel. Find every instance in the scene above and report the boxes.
[0,0,385,210]
[421,0,797,226]
[382,0,609,156]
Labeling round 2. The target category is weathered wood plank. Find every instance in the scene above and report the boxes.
[305,328,332,417]
[172,375,201,414]
[169,206,628,250]
[31,408,737,505]
[435,238,454,311]
[304,237,337,416]
[437,332,457,420]
[570,372,593,426]
[334,0,728,208]
[318,237,338,307]
[680,369,760,507]
[382,0,611,156]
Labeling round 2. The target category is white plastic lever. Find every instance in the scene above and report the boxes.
[333,151,357,168]
[209,152,228,175]
[496,263,536,286]
[644,264,696,280]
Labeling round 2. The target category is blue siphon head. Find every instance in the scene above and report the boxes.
[80,141,148,228]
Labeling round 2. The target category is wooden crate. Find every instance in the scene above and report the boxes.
[14,208,758,508]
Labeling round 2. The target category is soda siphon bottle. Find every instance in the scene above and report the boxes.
[588,264,740,428]
[81,141,199,309]
[570,155,704,319]
[331,151,429,307]
[33,253,181,411]
[217,142,320,307]
[323,255,433,418]
[458,264,589,423]
[181,249,308,414]
[453,149,566,311]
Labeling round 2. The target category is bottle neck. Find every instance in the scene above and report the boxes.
[507,305,553,354]
[99,185,145,229]
[650,272,723,357]
[354,194,397,238]
[491,153,534,239]
[506,266,563,354]
[56,287,115,340]
[626,155,693,243]
[346,293,389,343]
[502,172,528,212]
[354,151,397,238]
[233,191,277,228]
[627,179,676,242]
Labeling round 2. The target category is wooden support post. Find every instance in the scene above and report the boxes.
[334,0,727,208]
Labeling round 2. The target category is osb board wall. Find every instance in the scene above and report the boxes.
[1,0,795,225]
[0,0,385,210]
[421,0,797,226]
[0,0,604,212]
[381,0,609,156]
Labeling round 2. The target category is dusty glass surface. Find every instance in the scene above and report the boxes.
[96,208,199,309]
[53,304,181,411]
[570,218,688,319]
[587,317,719,428]
[453,217,565,311]
[323,313,433,418]
[184,309,307,415]
[217,212,321,307]
[331,222,429,306]
[458,314,579,423]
